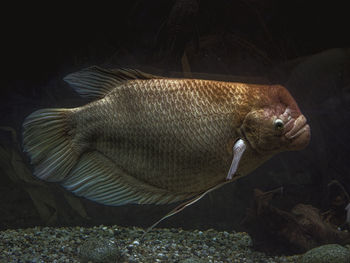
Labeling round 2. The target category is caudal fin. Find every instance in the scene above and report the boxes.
[22,108,78,182]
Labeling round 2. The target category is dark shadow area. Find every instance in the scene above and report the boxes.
[1,0,349,255]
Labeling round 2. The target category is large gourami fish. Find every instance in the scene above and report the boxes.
[22,66,310,218]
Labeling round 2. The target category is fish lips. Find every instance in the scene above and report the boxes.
[284,114,311,150]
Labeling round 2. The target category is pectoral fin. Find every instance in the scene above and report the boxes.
[226,139,246,180]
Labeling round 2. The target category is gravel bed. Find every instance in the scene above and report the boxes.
[0,225,301,263]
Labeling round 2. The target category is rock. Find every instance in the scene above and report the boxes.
[78,237,124,263]
[300,244,350,263]
[234,232,253,248]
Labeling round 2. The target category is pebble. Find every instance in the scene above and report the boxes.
[132,240,140,246]
[0,225,302,262]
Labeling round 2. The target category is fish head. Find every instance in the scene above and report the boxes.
[240,85,311,154]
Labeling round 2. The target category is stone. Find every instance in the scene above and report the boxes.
[78,237,123,263]
[300,244,350,263]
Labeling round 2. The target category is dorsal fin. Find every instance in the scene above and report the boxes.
[64,66,162,99]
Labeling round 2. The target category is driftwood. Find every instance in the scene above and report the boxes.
[242,188,350,254]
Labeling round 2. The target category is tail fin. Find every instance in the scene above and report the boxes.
[22,108,78,182]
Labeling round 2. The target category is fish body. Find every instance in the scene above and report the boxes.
[23,67,310,206]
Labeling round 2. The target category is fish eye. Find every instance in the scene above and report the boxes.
[274,119,284,130]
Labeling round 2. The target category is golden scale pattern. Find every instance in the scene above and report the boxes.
[73,78,263,194]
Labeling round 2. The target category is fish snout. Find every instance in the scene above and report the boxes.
[284,114,310,150]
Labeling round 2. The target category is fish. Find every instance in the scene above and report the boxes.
[22,66,310,212]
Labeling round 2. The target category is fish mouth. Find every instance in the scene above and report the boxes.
[284,114,311,150]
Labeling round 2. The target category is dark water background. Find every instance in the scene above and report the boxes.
[1,0,350,254]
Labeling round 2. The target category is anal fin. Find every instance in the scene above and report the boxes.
[61,151,190,206]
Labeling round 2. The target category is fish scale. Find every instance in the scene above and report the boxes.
[103,81,234,192]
